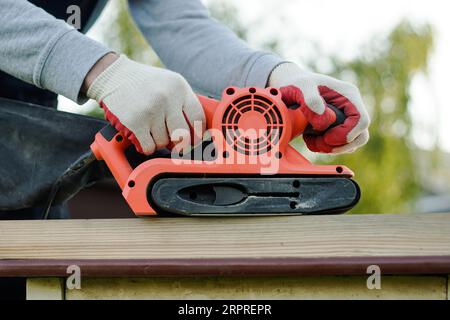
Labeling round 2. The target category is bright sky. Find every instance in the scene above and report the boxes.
[215,0,450,151]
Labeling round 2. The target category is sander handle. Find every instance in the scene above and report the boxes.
[288,103,346,136]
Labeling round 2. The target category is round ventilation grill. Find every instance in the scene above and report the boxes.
[221,94,284,156]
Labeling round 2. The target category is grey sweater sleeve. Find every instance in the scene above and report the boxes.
[128,0,286,98]
[0,0,285,103]
[0,0,111,103]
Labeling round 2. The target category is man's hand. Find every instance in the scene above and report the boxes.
[84,54,205,155]
[269,63,370,154]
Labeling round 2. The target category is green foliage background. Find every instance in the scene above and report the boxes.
[327,22,435,213]
[89,0,440,214]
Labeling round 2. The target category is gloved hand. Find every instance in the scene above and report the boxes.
[269,63,370,154]
[86,55,205,155]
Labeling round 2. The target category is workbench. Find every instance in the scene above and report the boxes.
[1,213,449,300]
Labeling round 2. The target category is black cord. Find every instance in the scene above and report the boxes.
[41,151,97,220]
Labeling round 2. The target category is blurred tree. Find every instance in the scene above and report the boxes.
[320,21,435,213]
[207,0,282,54]
[208,0,248,41]
[98,0,160,65]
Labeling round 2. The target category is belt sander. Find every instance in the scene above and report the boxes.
[91,87,360,217]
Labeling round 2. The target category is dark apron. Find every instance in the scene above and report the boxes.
[0,1,100,219]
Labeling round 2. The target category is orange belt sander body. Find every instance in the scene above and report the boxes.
[91,87,360,217]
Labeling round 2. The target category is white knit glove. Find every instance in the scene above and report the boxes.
[87,55,205,155]
[269,63,370,154]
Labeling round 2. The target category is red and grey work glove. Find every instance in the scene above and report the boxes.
[269,63,370,154]
[87,55,205,155]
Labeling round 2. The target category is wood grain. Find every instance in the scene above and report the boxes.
[1,213,449,260]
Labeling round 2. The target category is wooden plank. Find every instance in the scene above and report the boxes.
[1,213,450,277]
[65,276,448,300]
[1,214,449,260]
[26,278,64,300]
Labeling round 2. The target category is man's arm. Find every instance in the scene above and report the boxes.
[128,0,285,98]
[0,0,205,155]
[0,0,112,103]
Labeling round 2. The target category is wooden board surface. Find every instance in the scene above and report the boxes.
[2,213,450,276]
[1,213,449,260]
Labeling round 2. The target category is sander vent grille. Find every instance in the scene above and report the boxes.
[221,94,284,156]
